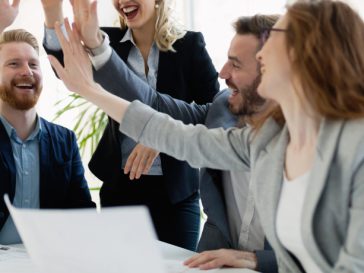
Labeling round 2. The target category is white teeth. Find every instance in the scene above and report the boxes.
[16,83,32,88]
[123,6,138,13]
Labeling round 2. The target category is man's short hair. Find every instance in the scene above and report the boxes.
[0,29,39,55]
[234,15,280,42]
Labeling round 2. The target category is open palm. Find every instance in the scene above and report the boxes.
[0,0,20,32]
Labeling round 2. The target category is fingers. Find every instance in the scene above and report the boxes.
[184,252,224,270]
[54,19,70,52]
[124,145,159,180]
[48,55,66,80]
[129,151,148,180]
[12,0,20,8]
[128,149,149,180]
[124,151,137,176]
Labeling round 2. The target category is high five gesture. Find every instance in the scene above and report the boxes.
[0,0,21,33]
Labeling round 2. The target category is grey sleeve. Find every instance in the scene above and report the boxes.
[94,50,208,125]
[120,100,252,171]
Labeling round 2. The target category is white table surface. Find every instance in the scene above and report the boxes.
[0,242,259,273]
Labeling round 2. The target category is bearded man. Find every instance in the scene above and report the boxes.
[0,0,94,245]
[44,3,279,269]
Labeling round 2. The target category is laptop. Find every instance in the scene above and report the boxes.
[4,195,167,273]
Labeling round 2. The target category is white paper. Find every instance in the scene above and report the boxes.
[4,195,166,273]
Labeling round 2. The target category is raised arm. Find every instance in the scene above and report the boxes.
[0,0,20,33]
[49,19,251,172]
[40,0,64,28]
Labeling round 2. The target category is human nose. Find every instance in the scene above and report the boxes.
[19,64,33,76]
[256,50,263,63]
[219,62,230,79]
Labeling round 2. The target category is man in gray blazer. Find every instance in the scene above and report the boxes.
[62,12,278,272]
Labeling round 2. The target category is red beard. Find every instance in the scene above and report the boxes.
[0,76,42,110]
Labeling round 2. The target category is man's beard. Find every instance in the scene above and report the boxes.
[0,77,42,110]
[229,75,265,116]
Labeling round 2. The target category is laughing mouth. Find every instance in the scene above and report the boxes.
[14,83,35,90]
[122,5,139,19]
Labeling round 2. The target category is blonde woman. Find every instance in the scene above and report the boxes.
[42,0,219,251]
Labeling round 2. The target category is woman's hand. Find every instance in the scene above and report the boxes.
[0,0,20,33]
[40,0,64,28]
[48,18,95,95]
[71,0,103,49]
[48,17,130,129]
[124,144,160,180]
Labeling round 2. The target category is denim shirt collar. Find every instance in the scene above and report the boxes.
[0,115,42,143]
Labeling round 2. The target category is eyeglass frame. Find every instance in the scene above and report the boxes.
[261,28,288,45]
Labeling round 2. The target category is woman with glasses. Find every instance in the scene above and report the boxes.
[41,0,219,251]
[50,0,364,272]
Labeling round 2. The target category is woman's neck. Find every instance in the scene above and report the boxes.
[131,20,156,50]
[283,97,321,148]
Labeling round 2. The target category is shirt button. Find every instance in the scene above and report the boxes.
[24,171,29,175]
[23,144,27,148]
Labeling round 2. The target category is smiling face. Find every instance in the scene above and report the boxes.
[0,42,42,110]
[256,15,293,105]
[219,34,265,116]
[113,0,158,30]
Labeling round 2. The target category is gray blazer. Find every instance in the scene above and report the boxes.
[94,51,277,272]
[120,101,364,273]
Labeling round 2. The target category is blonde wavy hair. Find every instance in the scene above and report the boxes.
[119,0,186,52]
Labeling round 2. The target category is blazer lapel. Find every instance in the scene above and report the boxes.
[38,119,51,207]
[253,125,287,246]
[0,122,16,199]
[301,119,344,270]
[253,124,305,272]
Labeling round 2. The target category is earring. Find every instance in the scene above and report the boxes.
[155,3,159,9]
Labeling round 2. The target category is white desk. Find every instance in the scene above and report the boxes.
[1,242,259,273]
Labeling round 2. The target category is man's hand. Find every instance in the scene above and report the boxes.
[184,249,258,270]
[124,144,160,180]
[40,0,64,28]
[71,0,103,49]
[0,0,20,33]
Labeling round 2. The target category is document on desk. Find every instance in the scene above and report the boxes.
[4,195,166,273]
[0,244,28,261]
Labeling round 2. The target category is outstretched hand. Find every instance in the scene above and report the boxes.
[0,0,21,33]
[48,17,95,95]
[40,0,64,28]
[71,0,102,49]
[48,16,131,130]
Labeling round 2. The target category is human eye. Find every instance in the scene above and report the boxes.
[7,61,19,67]
[232,63,241,69]
[29,62,39,69]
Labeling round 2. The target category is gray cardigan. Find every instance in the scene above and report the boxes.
[120,101,364,273]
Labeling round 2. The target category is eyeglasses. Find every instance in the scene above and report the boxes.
[261,28,287,44]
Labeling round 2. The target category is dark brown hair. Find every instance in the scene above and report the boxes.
[234,14,280,48]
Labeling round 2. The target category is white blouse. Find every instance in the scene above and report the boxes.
[276,172,323,273]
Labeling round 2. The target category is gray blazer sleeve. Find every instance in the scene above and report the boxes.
[94,50,209,125]
[120,100,252,172]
